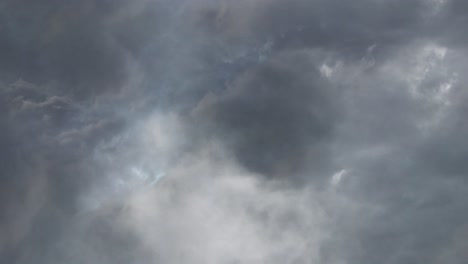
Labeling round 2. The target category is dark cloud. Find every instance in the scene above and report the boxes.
[1,0,468,263]
[193,50,340,182]
[0,0,155,98]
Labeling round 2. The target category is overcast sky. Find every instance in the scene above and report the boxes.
[1,0,468,263]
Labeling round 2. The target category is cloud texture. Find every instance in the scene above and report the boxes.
[1,0,468,263]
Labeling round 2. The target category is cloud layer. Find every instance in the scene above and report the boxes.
[1,0,468,263]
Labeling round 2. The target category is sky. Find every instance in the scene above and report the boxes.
[1,0,468,263]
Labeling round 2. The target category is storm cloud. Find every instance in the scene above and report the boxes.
[1,0,468,263]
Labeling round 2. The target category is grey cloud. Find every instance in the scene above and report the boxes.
[2,0,468,264]
[193,49,340,183]
[0,0,156,98]
[0,79,127,262]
